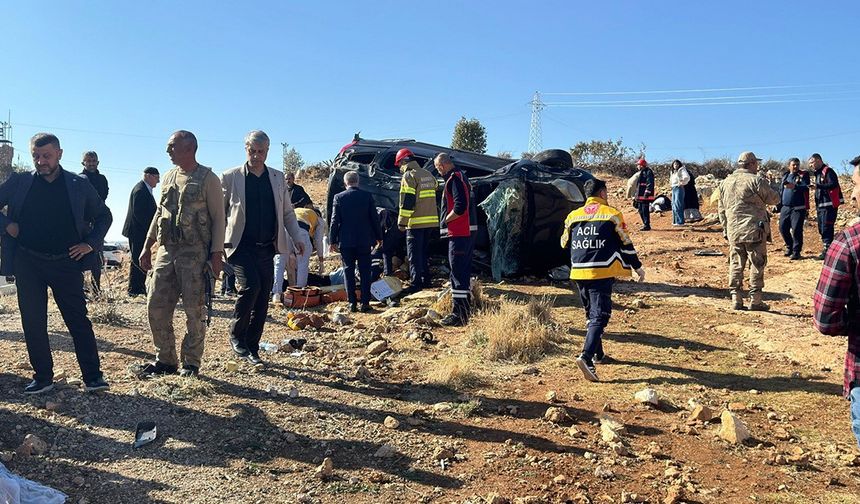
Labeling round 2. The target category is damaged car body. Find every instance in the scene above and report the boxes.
[326,135,594,279]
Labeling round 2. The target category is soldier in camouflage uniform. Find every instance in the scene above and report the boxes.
[718,151,780,311]
[138,130,225,378]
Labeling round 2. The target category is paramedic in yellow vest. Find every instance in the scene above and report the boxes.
[138,130,225,378]
[396,148,439,295]
[294,206,327,287]
[561,178,645,383]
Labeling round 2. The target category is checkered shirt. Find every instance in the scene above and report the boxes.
[813,221,860,397]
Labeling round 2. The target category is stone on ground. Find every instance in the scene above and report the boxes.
[718,410,750,444]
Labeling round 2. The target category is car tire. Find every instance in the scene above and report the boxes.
[533,149,573,170]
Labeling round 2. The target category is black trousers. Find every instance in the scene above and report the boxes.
[407,227,434,288]
[779,207,806,256]
[817,206,837,251]
[448,235,473,321]
[574,278,614,362]
[637,201,651,228]
[14,249,103,383]
[228,244,275,355]
[341,246,371,305]
[128,235,147,295]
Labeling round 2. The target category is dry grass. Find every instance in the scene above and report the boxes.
[425,355,484,391]
[142,375,215,401]
[432,280,488,315]
[0,295,12,315]
[88,268,133,326]
[470,295,563,363]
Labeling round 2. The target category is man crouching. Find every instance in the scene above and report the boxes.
[561,179,645,382]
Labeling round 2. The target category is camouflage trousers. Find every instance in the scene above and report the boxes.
[146,245,209,368]
[728,240,767,296]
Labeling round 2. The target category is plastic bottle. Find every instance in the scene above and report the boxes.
[259,342,280,353]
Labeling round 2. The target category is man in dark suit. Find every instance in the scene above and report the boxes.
[80,151,110,294]
[328,170,382,312]
[122,167,160,296]
[0,133,112,394]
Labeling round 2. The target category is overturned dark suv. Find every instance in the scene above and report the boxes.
[326,135,594,278]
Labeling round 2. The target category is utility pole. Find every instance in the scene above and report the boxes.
[0,111,13,169]
[527,91,544,155]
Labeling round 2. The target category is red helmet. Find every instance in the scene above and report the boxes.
[637,158,648,167]
[395,148,414,166]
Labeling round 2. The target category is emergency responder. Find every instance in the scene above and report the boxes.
[294,206,327,287]
[718,151,780,311]
[777,157,810,260]
[396,148,439,295]
[138,130,225,378]
[561,178,645,382]
[634,158,655,231]
[810,153,844,260]
[434,153,475,327]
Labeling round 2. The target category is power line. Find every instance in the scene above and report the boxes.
[648,129,860,152]
[542,82,860,96]
[543,96,860,108]
[544,89,860,106]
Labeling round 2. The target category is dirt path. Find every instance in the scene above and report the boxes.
[1,175,858,504]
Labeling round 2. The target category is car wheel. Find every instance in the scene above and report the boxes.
[533,149,573,170]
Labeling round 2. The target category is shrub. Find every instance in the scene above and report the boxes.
[471,295,564,363]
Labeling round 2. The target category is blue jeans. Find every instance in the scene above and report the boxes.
[850,384,860,450]
[672,186,685,225]
[574,278,614,362]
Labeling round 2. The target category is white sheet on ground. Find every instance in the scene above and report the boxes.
[0,463,66,504]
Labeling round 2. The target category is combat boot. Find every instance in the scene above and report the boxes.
[731,293,744,310]
[749,292,770,311]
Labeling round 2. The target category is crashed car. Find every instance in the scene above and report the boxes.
[326,135,594,279]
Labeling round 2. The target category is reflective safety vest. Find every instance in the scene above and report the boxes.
[156,164,214,248]
[294,207,319,236]
[398,161,439,229]
[560,196,642,280]
[440,169,477,239]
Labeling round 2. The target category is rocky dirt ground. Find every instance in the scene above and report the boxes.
[1,175,859,504]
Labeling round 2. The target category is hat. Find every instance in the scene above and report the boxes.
[737,151,762,164]
[143,166,159,175]
[850,155,860,167]
[637,158,647,167]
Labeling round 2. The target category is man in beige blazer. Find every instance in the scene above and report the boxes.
[221,130,305,365]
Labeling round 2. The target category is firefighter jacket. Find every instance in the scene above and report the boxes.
[814,165,844,209]
[635,167,655,202]
[398,161,439,229]
[717,168,780,244]
[560,196,642,280]
[440,168,477,239]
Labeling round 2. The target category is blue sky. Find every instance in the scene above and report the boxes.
[3,0,859,240]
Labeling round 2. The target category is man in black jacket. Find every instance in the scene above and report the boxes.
[286,171,313,208]
[328,170,382,312]
[778,158,810,260]
[122,167,159,296]
[0,133,112,394]
[80,151,109,293]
